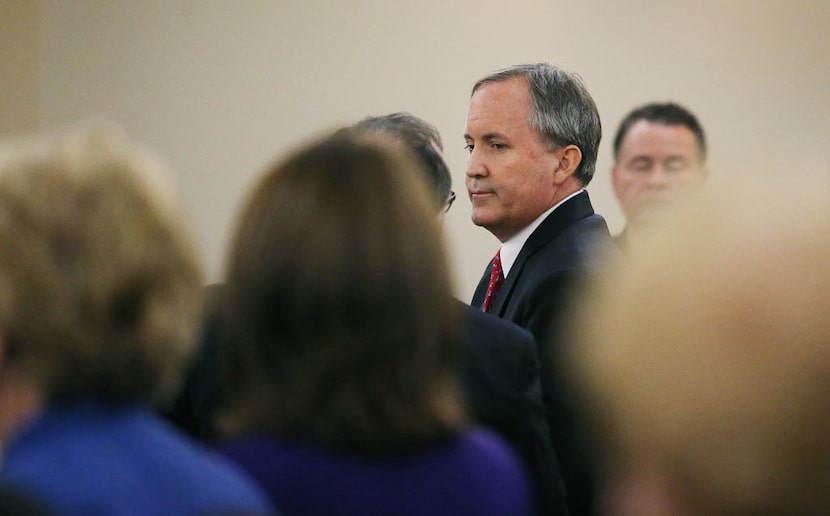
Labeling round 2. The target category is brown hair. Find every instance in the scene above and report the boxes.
[0,123,203,403]
[222,133,464,453]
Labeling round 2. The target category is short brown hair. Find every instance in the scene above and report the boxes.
[223,133,464,453]
[0,123,203,403]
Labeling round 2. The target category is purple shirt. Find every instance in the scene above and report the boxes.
[220,427,531,516]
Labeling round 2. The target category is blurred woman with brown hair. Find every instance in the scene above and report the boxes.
[218,133,530,516]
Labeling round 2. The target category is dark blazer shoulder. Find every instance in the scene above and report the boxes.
[458,302,567,515]
[461,305,538,402]
[463,305,536,362]
[523,191,610,267]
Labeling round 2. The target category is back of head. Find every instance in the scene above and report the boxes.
[350,112,452,211]
[223,133,463,453]
[473,62,602,186]
[0,122,203,404]
[568,173,830,513]
[612,102,707,162]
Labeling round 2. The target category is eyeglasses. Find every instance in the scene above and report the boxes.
[444,191,456,213]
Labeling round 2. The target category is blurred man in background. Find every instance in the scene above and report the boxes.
[610,102,707,250]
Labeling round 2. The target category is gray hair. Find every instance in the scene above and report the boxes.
[350,112,452,210]
[473,63,601,186]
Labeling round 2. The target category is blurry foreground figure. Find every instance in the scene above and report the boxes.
[0,123,272,515]
[568,175,830,514]
[219,133,530,516]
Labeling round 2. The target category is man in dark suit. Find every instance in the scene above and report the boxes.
[464,63,612,515]
[351,112,567,515]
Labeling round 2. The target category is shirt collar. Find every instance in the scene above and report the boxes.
[499,189,584,277]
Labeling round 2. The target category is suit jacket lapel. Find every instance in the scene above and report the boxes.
[491,191,595,316]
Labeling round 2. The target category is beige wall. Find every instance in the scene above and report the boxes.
[1,0,38,137]
[13,1,830,297]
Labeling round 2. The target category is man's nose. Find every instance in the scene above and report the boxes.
[466,148,487,177]
[648,166,669,188]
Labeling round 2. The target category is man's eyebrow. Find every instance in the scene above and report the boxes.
[463,132,508,141]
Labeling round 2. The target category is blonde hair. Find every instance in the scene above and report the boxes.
[568,174,830,513]
[0,122,203,403]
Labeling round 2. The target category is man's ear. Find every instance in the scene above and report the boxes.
[553,145,582,184]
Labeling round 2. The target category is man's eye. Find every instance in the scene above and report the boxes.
[630,159,651,171]
[665,159,689,172]
[464,143,474,152]
[491,143,506,150]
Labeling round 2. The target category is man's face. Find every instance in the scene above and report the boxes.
[612,120,706,226]
[464,77,560,242]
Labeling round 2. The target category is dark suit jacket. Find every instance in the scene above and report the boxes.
[472,191,612,516]
[164,288,567,514]
[461,303,567,516]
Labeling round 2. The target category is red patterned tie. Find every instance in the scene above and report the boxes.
[481,250,504,313]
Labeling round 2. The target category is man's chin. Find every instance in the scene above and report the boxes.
[470,209,491,228]
[471,217,489,229]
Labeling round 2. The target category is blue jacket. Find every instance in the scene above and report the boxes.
[2,401,274,515]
